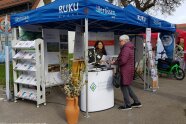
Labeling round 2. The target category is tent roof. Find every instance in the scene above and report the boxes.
[10,0,148,34]
[123,5,149,27]
[10,0,175,33]
[149,16,176,32]
[123,5,176,33]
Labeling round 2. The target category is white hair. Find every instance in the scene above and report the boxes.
[119,35,130,42]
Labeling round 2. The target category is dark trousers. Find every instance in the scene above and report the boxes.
[120,85,140,107]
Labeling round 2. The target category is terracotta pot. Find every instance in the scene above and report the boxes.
[65,97,80,124]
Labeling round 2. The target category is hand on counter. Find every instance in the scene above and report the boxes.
[110,60,116,65]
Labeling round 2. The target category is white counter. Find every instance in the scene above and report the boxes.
[80,69,114,112]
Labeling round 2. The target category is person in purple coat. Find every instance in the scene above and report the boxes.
[112,35,142,110]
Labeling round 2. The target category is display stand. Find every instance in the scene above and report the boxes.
[12,39,46,107]
[80,69,114,112]
[144,28,159,92]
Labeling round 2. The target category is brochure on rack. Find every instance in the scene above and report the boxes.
[13,51,36,60]
[14,41,25,48]
[13,51,26,59]
[15,74,27,83]
[17,88,37,100]
[14,62,36,71]
[14,41,35,48]
[30,77,37,85]
[15,75,36,85]
[24,53,36,60]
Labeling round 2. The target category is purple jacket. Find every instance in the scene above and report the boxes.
[117,42,134,86]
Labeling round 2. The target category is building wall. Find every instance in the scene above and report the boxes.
[177,24,186,30]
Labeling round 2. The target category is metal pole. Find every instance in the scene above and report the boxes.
[144,42,147,90]
[5,39,10,100]
[147,54,150,89]
[4,15,11,100]
[84,18,89,118]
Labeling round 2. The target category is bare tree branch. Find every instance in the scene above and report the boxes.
[108,0,184,15]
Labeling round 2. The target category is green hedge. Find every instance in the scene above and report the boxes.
[0,63,13,86]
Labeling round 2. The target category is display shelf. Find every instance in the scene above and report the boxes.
[12,41,35,49]
[13,51,36,60]
[12,39,46,107]
[14,63,36,72]
[14,75,37,86]
[16,88,37,101]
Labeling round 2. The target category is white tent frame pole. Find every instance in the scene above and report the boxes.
[144,41,147,90]
[5,15,11,100]
[5,45,10,100]
[84,18,89,118]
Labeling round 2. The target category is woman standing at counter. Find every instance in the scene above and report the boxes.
[111,35,142,110]
[94,40,107,63]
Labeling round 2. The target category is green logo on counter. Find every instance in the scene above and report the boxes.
[90,82,96,92]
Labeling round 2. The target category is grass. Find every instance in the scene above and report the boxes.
[0,63,13,86]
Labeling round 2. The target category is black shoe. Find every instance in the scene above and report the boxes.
[118,106,132,110]
[131,103,142,108]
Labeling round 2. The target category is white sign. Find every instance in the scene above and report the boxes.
[146,28,151,42]
[59,2,79,13]
[137,15,147,23]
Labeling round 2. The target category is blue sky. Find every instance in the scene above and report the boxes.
[155,1,186,24]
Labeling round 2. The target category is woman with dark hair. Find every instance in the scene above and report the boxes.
[94,40,107,63]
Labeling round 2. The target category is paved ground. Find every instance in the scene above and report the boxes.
[0,76,186,124]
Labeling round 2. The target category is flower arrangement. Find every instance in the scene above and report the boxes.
[61,65,85,98]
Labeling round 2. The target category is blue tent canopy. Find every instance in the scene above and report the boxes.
[11,0,175,33]
[10,0,149,33]
[123,5,149,28]
[149,16,176,32]
[123,5,176,33]
[11,0,86,27]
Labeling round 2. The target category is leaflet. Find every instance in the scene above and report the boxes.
[27,64,36,71]
[21,62,31,71]
[15,74,27,83]
[24,53,35,60]
[29,41,35,48]
[14,41,25,48]
[14,41,35,48]
[30,77,37,85]
[23,41,34,48]
[13,51,26,59]
[14,63,23,70]
[22,75,34,85]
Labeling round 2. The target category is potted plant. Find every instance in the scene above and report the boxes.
[61,64,85,124]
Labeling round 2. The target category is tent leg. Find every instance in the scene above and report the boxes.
[5,15,11,101]
[5,45,10,100]
[84,18,89,118]
[144,42,147,90]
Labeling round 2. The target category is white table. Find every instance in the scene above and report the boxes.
[80,69,114,112]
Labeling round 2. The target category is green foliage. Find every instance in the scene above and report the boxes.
[0,63,13,86]
[19,31,42,41]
